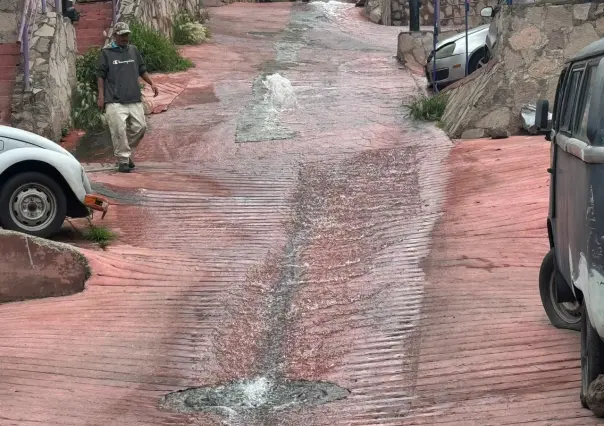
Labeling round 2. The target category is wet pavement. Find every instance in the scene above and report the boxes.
[0,2,598,425]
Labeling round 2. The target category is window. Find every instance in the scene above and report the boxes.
[552,68,566,129]
[576,64,598,143]
[560,67,584,132]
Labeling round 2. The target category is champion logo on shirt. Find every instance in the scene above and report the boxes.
[113,59,135,65]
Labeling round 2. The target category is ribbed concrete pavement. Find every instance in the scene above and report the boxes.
[0,2,597,425]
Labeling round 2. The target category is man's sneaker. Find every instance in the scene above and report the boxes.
[118,163,130,173]
[129,158,135,169]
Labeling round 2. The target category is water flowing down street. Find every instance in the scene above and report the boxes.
[0,2,596,425]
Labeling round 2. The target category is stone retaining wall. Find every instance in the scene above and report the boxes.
[397,28,462,69]
[118,0,203,38]
[441,1,604,138]
[0,0,19,43]
[11,12,77,142]
[393,0,494,27]
[366,0,494,26]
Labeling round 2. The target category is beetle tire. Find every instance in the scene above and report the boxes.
[581,307,604,409]
[0,172,67,238]
[539,249,581,331]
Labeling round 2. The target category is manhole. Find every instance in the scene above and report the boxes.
[160,377,349,415]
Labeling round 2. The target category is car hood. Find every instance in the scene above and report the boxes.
[0,125,75,159]
[435,24,490,50]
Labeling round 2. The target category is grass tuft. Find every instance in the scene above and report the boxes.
[406,94,449,122]
[85,225,116,249]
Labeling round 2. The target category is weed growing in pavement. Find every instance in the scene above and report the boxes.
[129,20,194,73]
[406,94,449,122]
[173,11,211,45]
[85,225,116,249]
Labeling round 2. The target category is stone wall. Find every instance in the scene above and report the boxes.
[365,0,390,25]
[367,0,494,26]
[441,2,604,138]
[12,12,77,142]
[391,0,494,27]
[0,0,19,43]
[119,0,203,38]
[397,28,462,69]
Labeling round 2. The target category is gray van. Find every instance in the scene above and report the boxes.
[535,38,604,413]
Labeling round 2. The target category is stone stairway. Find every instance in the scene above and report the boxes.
[0,43,20,126]
[75,1,113,54]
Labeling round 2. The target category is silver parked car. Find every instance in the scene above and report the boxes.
[425,24,490,87]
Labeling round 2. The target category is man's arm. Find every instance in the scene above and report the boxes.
[141,72,158,97]
[135,47,158,97]
[97,50,109,110]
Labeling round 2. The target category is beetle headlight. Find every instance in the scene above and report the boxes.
[435,43,457,59]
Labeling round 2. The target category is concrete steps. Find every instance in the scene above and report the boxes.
[74,1,113,54]
[0,42,20,126]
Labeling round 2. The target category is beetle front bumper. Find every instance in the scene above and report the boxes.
[84,194,109,218]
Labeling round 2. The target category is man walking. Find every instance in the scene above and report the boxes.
[97,22,159,173]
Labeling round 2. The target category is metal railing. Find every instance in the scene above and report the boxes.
[18,0,62,91]
[112,0,122,26]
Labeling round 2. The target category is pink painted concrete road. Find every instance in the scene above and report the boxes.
[0,3,599,425]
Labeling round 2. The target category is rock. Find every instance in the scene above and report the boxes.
[573,4,590,21]
[35,37,50,54]
[564,23,600,60]
[587,375,604,417]
[461,128,487,139]
[368,5,382,24]
[0,230,89,303]
[35,24,54,37]
[487,127,509,139]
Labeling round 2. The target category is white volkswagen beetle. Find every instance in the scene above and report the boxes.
[0,125,108,238]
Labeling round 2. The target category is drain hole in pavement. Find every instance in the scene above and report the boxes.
[160,377,349,415]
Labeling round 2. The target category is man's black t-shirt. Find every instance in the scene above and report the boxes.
[98,44,147,105]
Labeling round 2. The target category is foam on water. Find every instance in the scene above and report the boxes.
[263,73,298,111]
[238,376,271,408]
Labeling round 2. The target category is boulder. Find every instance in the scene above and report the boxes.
[587,374,604,418]
[461,128,487,140]
[0,230,89,303]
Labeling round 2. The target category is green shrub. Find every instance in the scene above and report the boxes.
[129,20,193,73]
[72,81,106,131]
[173,12,210,45]
[72,48,104,131]
[76,47,101,90]
[406,94,449,122]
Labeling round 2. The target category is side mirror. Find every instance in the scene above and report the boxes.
[587,58,604,145]
[480,7,493,17]
[535,99,550,130]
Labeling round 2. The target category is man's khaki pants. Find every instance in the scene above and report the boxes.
[105,102,147,165]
